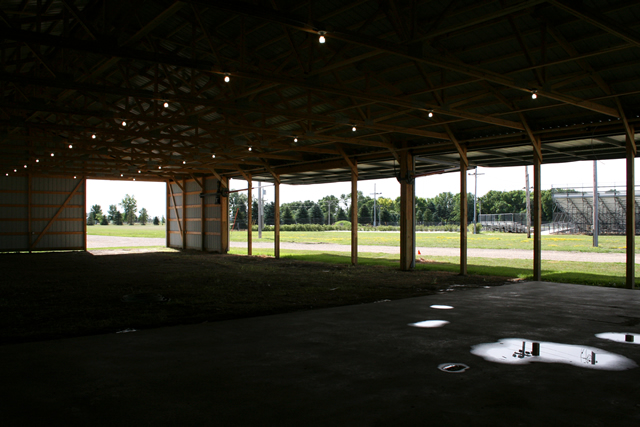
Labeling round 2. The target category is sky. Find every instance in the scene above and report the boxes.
[86,158,640,217]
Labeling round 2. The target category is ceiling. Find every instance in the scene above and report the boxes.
[1,0,639,185]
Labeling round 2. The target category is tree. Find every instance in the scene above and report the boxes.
[282,206,294,224]
[161,215,165,225]
[114,211,123,225]
[87,212,95,225]
[336,207,348,222]
[358,204,370,224]
[310,204,324,224]
[264,202,275,225]
[100,215,109,225]
[139,207,149,225]
[296,206,309,224]
[380,208,392,224]
[153,216,160,225]
[119,194,137,225]
[108,204,118,221]
[90,205,103,222]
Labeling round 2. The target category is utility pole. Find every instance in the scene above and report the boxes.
[257,181,262,238]
[525,167,531,239]
[370,183,382,227]
[468,167,484,234]
[593,160,598,247]
[326,200,332,225]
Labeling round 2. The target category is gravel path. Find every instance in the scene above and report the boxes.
[87,235,165,248]
[87,235,637,263]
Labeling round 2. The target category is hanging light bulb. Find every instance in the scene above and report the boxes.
[212,154,216,158]
[163,101,169,108]
[120,173,124,177]
[158,166,162,169]
[5,173,8,176]
[294,137,298,143]
[183,160,186,164]
[531,90,538,99]
[428,110,434,118]
[122,120,127,126]
[224,73,230,83]
[318,31,326,44]
[68,144,73,149]
[36,159,39,163]
[248,146,252,152]
[352,125,357,132]
[91,134,96,139]
[23,165,27,168]
[74,176,76,179]
[50,153,55,157]
[14,169,17,172]
[138,170,141,173]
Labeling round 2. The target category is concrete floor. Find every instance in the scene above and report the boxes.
[2,282,640,426]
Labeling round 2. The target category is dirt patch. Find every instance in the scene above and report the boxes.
[0,250,517,345]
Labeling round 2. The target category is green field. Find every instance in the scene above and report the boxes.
[86,224,166,238]
[227,247,636,288]
[86,226,638,287]
[231,230,638,253]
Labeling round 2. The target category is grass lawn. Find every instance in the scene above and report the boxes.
[231,230,638,253]
[228,246,636,288]
[87,223,166,238]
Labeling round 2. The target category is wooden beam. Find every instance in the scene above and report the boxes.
[247,174,252,256]
[550,1,640,49]
[30,178,84,249]
[351,164,358,265]
[274,177,280,258]
[460,145,468,276]
[533,136,542,281]
[399,150,414,271]
[626,126,636,289]
[168,182,184,241]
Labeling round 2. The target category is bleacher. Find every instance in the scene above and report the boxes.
[552,188,640,235]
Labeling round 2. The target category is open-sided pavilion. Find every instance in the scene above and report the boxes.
[1,0,639,286]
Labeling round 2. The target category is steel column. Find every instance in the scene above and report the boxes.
[460,146,468,275]
[351,165,358,265]
[399,150,415,271]
[533,137,543,281]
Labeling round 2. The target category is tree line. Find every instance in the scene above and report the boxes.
[87,194,165,226]
[228,189,555,229]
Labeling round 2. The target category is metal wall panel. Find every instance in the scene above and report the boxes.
[167,182,183,249]
[165,176,223,252]
[0,176,85,251]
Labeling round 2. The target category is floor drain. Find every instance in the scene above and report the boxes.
[122,293,170,303]
[438,363,469,373]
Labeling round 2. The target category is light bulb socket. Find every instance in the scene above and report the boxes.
[318,31,326,43]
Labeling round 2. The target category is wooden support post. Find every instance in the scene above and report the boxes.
[460,146,468,275]
[274,177,280,259]
[533,137,543,281]
[399,150,415,271]
[247,175,252,256]
[166,182,170,248]
[351,165,358,265]
[28,173,32,254]
[220,177,229,253]
[82,177,86,252]
[182,179,187,250]
[626,126,636,289]
[201,177,206,251]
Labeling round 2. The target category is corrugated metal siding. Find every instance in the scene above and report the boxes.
[167,182,183,249]
[166,176,222,252]
[0,176,85,251]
